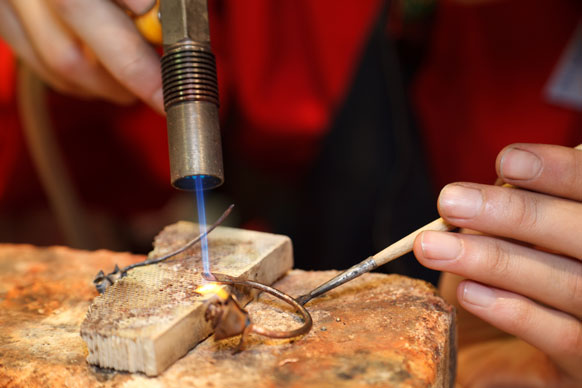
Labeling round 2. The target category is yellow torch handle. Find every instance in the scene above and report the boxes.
[133,0,162,46]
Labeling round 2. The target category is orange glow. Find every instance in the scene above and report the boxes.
[195,283,229,301]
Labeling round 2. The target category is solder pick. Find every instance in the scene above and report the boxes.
[296,217,455,305]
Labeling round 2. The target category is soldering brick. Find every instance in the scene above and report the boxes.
[80,222,293,376]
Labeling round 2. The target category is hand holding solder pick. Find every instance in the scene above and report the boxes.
[415,143,582,384]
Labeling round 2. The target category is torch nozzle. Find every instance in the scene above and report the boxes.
[160,0,224,191]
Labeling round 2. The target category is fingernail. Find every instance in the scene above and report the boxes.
[124,0,156,16]
[462,282,495,307]
[439,184,483,219]
[420,231,462,261]
[500,148,542,180]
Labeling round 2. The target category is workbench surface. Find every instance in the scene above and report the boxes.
[0,244,455,387]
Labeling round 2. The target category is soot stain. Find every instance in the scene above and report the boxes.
[336,364,368,380]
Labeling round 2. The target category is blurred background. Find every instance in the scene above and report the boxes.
[1,0,581,285]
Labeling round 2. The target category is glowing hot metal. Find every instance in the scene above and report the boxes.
[195,282,229,300]
[196,275,313,351]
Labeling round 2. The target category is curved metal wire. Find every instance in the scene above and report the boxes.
[213,274,313,339]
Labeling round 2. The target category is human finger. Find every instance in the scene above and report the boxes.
[115,0,155,16]
[9,0,135,104]
[0,1,82,96]
[457,280,582,382]
[48,0,164,113]
[437,183,582,260]
[415,231,582,319]
[496,143,582,201]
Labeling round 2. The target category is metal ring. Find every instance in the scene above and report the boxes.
[213,275,313,339]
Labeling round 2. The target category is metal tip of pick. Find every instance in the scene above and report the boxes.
[296,294,311,306]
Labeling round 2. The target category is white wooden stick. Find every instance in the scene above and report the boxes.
[373,217,454,267]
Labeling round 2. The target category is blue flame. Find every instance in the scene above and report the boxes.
[194,176,211,277]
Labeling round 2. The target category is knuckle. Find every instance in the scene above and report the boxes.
[576,323,582,356]
[566,272,582,317]
[43,46,84,77]
[506,190,541,231]
[117,55,156,98]
[46,55,82,78]
[118,56,142,83]
[117,56,146,90]
[485,240,512,278]
[572,151,582,199]
[506,299,535,334]
[555,321,582,357]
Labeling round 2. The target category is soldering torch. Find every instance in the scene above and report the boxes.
[136,0,224,191]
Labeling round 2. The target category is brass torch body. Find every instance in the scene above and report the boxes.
[160,0,224,190]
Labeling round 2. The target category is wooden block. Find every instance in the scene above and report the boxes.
[80,222,293,376]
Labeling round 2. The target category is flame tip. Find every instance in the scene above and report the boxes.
[195,282,229,300]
